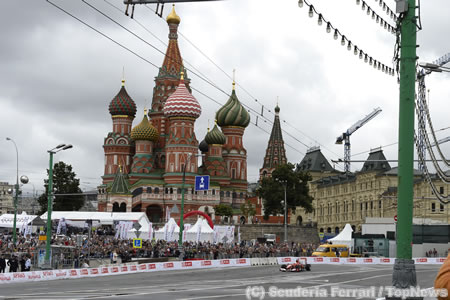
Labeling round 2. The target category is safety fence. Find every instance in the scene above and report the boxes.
[0,257,445,285]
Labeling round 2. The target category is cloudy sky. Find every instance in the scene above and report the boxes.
[1,0,449,197]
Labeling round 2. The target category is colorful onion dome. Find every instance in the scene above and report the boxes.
[215,82,250,128]
[205,123,226,145]
[109,79,137,117]
[131,112,159,142]
[166,5,181,25]
[199,139,209,153]
[163,72,201,119]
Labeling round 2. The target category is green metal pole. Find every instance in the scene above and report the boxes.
[179,166,186,246]
[12,183,18,245]
[45,151,54,263]
[396,0,417,261]
[391,0,419,290]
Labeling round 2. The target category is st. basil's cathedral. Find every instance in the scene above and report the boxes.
[97,6,251,224]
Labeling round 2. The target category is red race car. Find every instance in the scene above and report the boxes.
[279,258,311,272]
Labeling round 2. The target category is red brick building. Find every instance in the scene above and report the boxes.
[97,6,250,224]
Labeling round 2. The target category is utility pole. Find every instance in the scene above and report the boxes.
[391,0,419,292]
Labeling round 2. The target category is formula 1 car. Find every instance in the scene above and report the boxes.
[279,258,311,272]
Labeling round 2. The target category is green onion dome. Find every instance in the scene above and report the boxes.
[131,112,159,142]
[215,83,250,128]
[199,139,209,153]
[109,80,137,117]
[205,124,226,145]
[275,104,280,113]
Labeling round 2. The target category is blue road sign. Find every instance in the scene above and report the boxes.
[133,238,142,248]
[195,175,210,191]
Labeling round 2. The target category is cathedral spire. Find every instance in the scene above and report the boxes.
[259,102,287,179]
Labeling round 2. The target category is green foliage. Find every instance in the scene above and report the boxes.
[240,200,256,221]
[38,161,84,214]
[214,203,233,217]
[257,163,313,220]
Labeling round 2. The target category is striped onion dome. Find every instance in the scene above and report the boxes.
[163,72,201,119]
[215,83,250,128]
[109,80,137,117]
[205,124,226,145]
[131,113,159,142]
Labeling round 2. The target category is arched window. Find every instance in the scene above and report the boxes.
[154,187,160,194]
[146,187,152,194]
[226,191,230,197]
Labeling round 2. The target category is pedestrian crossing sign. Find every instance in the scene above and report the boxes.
[133,238,142,248]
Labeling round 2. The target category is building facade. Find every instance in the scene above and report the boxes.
[292,147,450,234]
[97,6,250,224]
[0,182,13,214]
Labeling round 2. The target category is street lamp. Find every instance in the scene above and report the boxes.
[45,143,73,265]
[179,152,196,246]
[6,137,29,244]
[276,178,288,243]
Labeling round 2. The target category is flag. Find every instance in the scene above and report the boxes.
[196,221,202,243]
[148,222,153,240]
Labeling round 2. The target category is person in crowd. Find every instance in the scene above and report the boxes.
[25,255,31,271]
[82,260,90,268]
[7,256,19,272]
[19,255,26,272]
[0,254,6,273]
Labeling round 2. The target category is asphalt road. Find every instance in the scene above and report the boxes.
[0,264,442,300]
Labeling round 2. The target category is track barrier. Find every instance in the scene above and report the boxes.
[0,257,445,285]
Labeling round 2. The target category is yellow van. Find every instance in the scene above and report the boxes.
[312,244,349,257]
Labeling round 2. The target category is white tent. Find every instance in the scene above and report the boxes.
[185,218,214,243]
[0,212,37,228]
[155,218,180,242]
[327,223,353,250]
[40,211,151,237]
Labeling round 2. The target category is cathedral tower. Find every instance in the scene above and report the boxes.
[103,79,137,182]
[259,104,287,180]
[163,72,201,185]
[149,5,190,169]
[216,81,250,206]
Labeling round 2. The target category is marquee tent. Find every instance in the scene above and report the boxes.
[185,218,214,243]
[39,211,151,232]
[0,212,37,228]
[155,218,180,242]
[327,223,354,250]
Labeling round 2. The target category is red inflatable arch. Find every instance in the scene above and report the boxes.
[177,210,214,229]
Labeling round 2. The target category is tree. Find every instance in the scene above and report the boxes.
[214,204,233,224]
[38,161,84,214]
[240,200,256,224]
[257,163,313,220]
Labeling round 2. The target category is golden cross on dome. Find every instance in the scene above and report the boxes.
[232,69,236,90]
[121,66,125,86]
[180,71,184,80]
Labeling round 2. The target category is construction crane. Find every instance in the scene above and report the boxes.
[336,107,382,173]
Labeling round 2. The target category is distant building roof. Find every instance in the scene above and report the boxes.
[314,172,356,187]
[360,147,391,173]
[297,146,335,173]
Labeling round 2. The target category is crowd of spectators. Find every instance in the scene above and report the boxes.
[0,231,318,272]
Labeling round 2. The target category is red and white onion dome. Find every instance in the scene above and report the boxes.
[163,72,201,119]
